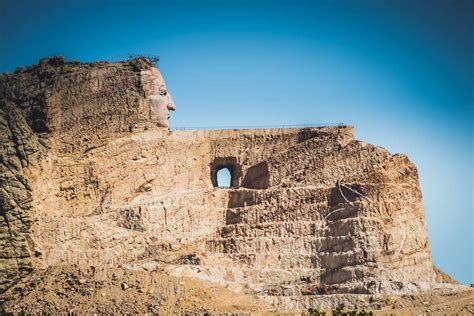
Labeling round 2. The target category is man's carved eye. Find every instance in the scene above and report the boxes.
[159,88,167,96]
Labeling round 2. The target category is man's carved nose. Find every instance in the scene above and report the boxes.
[167,103,176,111]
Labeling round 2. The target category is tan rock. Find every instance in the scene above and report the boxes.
[0,56,461,312]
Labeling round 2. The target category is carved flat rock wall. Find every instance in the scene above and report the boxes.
[0,58,437,307]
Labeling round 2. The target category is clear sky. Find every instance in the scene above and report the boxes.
[1,0,472,284]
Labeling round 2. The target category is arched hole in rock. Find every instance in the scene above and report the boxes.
[216,167,232,188]
[210,157,242,188]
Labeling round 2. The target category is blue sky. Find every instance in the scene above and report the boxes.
[1,0,472,284]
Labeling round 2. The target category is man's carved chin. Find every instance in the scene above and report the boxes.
[150,101,174,128]
[157,119,170,128]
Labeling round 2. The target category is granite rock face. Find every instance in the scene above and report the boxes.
[0,57,442,310]
[0,101,45,294]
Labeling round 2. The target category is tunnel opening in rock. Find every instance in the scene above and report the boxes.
[216,167,232,188]
[210,157,242,188]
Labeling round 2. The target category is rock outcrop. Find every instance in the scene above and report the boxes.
[0,57,460,312]
[0,101,45,295]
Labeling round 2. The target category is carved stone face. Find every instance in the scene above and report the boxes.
[141,67,176,128]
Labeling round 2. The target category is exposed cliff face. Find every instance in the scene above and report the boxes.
[0,57,460,312]
[0,56,170,154]
[0,56,170,297]
[0,102,45,296]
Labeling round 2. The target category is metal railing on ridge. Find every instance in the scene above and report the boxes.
[171,122,345,131]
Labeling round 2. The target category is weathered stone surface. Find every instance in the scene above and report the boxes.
[0,56,173,154]
[0,100,45,295]
[0,56,173,297]
[0,57,464,312]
